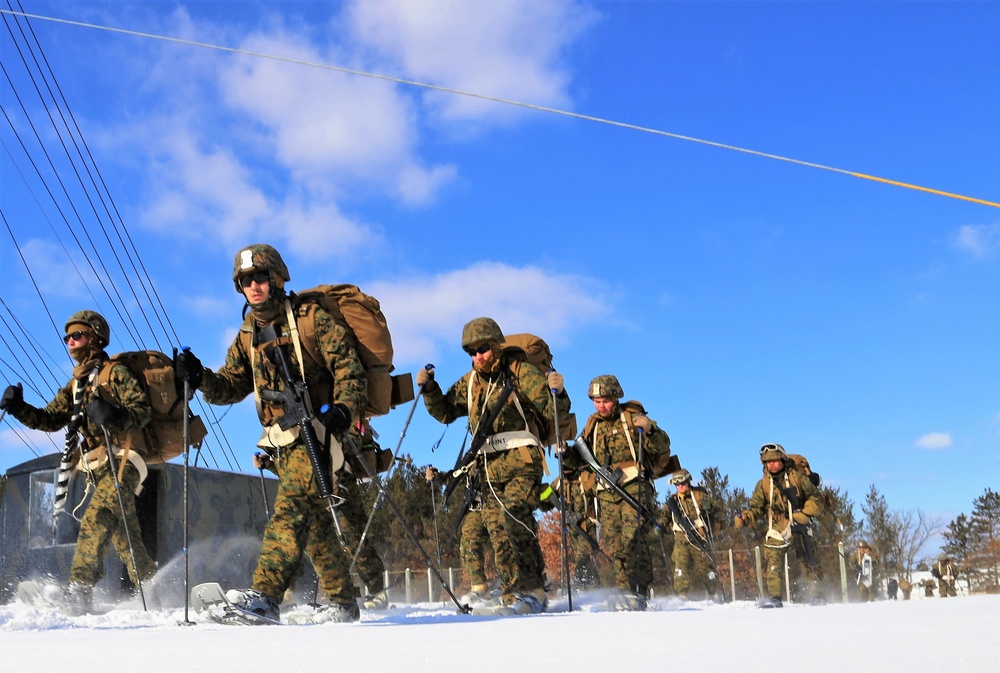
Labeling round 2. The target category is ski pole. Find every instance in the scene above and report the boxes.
[334,425,470,613]
[254,453,271,519]
[430,478,442,566]
[551,376,571,612]
[100,426,147,611]
[351,364,433,571]
[635,426,644,597]
[182,375,193,624]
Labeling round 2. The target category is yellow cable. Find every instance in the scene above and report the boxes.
[3,9,997,209]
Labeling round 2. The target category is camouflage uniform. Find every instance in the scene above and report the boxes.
[852,542,880,602]
[567,379,671,598]
[668,485,718,599]
[422,319,569,606]
[10,329,155,589]
[740,446,823,602]
[932,556,958,597]
[198,250,367,607]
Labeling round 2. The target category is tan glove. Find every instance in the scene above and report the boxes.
[734,511,751,528]
[425,466,439,482]
[633,415,652,433]
[253,452,273,470]
[792,511,810,525]
[547,371,564,394]
[416,367,434,388]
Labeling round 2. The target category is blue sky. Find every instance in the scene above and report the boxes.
[2,1,997,540]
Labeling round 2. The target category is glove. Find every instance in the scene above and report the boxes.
[1,383,24,413]
[86,397,128,431]
[792,511,810,525]
[415,367,434,388]
[425,466,439,482]
[633,415,652,433]
[174,349,204,390]
[320,403,352,435]
[733,513,745,528]
[253,452,274,470]
[547,371,564,394]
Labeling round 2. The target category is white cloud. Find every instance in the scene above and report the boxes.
[369,261,611,365]
[916,432,952,450]
[348,0,598,127]
[953,223,1000,258]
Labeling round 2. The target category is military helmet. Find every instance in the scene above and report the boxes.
[668,469,692,486]
[232,244,290,293]
[858,540,869,549]
[938,553,948,562]
[588,375,623,400]
[64,310,109,347]
[461,317,504,348]
[759,442,787,463]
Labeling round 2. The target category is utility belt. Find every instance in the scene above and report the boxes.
[596,460,642,491]
[79,444,148,496]
[481,430,540,454]
[257,419,347,475]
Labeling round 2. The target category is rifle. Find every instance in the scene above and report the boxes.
[782,486,819,573]
[571,437,658,522]
[538,482,608,559]
[259,344,345,543]
[665,495,714,561]
[442,367,516,501]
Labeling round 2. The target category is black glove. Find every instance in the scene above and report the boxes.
[86,397,128,431]
[174,349,204,391]
[320,403,352,435]
[1,383,24,413]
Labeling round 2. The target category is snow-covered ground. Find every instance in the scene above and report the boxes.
[2,589,997,672]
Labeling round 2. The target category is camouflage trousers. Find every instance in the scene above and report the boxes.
[763,543,822,601]
[596,482,657,596]
[70,462,155,587]
[671,536,718,599]
[479,453,546,602]
[336,479,386,594]
[252,443,357,604]
[459,507,490,587]
[566,487,599,589]
[939,579,957,597]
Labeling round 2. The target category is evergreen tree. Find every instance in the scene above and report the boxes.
[861,484,900,574]
[969,488,1000,591]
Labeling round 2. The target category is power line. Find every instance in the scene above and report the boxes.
[0,7,995,209]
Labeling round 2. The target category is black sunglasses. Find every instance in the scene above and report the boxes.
[239,271,270,288]
[463,343,491,357]
[63,330,88,344]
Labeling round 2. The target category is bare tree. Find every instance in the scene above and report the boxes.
[893,508,944,581]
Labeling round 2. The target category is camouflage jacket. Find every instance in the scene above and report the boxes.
[13,355,151,453]
[745,466,822,529]
[669,486,712,536]
[566,405,670,488]
[423,356,569,447]
[199,303,367,430]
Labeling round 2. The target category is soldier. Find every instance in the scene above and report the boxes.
[564,375,671,611]
[735,443,823,607]
[416,317,569,614]
[931,554,959,597]
[1,311,156,612]
[175,244,367,623]
[887,577,899,600]
[666,469,719,601]
[852,540,880,602]
[920,578,937,597]
[898,576,913,600]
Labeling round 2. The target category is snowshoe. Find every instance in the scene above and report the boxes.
[607,592,648,612]
[191,583,281,625]
[757,595,783,609]
[476,589,547,616]
[362,589,389,610]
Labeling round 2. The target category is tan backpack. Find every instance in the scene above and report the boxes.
[97,351,208,464]
[502,333,577,446]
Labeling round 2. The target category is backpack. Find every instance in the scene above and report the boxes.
[502,333,577,447]
[242,284,413,418]
[787,453,821,487]
[580,399,678,479]
[97,351,208,464]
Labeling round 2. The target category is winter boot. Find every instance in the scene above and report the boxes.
[226,588,280,622]
[499,588,548,615]
[460,583,500,608]
[312,601,361,624]
[607,592,647,612]
[64,582,93,615]
[362,589,389,610]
